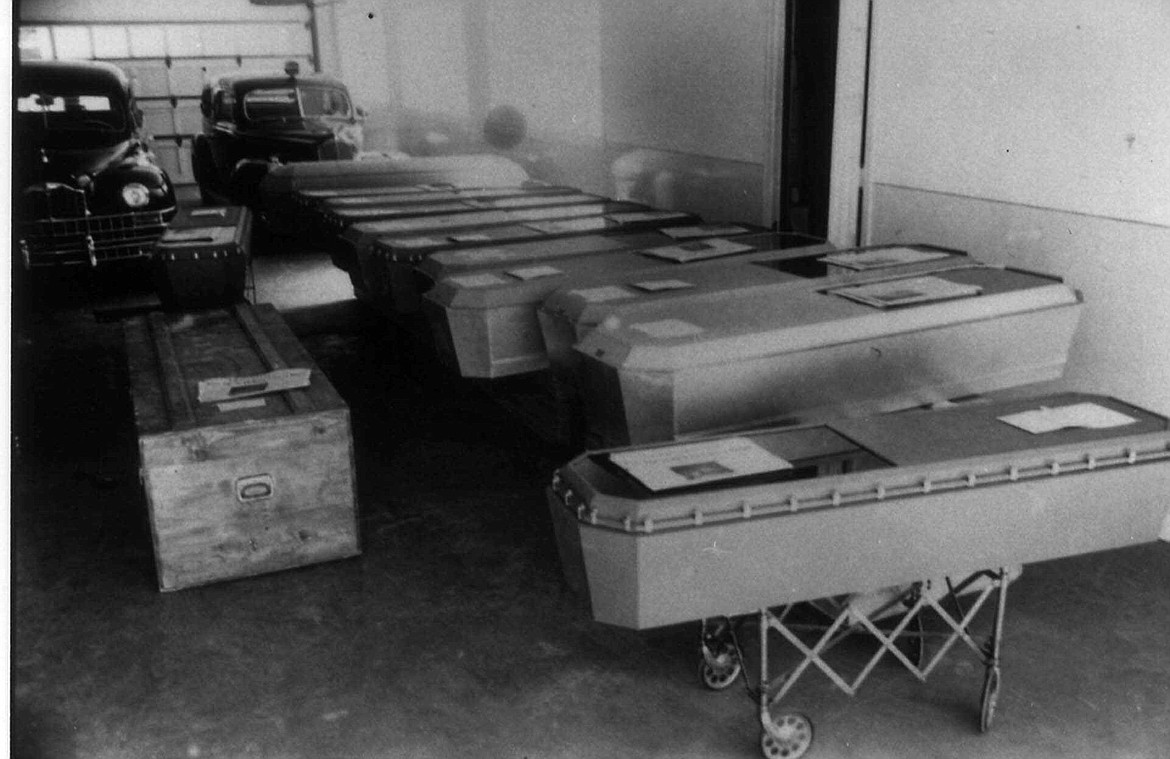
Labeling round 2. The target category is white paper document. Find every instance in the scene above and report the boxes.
[661,224,752,240]
[610,436,793,491]
[570,285,637,303]
[198,368,311,404]
[821,247,952,270]
[607,211,691,223]
[449,273,508,288]
[997,403,1139,434]
[831,275,982,308]
[631,279,695,292]
[638,238,755,263]
[527,218,609,234]
[507,265,563,280]
[630,319,705,338]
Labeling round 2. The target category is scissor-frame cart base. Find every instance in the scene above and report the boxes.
[707,569,1009,758]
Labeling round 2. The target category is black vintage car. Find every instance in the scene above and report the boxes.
[193,62,364,207]
[14,60,178,269]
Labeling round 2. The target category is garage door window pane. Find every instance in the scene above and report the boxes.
[92,26,130,58]
[19,27,53,61]
[128,26,167,58]
[165,26,204,57]
[53,27,93,60]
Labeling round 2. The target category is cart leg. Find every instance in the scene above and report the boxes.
[758,610,815,759]
[979,568,1009,733]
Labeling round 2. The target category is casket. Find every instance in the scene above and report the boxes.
[574,264,1083,445]
[547,392,1170,629]
[422,232,832,379]
[359,208,701,315]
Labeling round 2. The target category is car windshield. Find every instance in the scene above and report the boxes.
[16,87,130,147]
[243,85,351,121]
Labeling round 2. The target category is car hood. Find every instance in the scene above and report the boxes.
[18,138,145,187]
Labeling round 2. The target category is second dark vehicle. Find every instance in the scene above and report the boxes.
[193,62,364,207]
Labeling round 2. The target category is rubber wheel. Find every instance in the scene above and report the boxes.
[980,666,1000,733]
[698,652,742,690]
[760,713,814,759]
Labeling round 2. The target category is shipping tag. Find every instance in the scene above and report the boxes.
[198,367,312,404]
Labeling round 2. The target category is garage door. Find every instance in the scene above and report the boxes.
[18,21,315,186]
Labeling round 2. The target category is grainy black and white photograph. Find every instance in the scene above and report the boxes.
[7,1,1170,757]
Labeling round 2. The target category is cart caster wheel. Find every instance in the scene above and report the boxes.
[760,713,813,758]
[980,666,1000,733]
[699,651,742,690]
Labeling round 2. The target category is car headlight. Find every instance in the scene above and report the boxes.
[121,182,151,208]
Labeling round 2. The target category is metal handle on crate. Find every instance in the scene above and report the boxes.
[236,473,274,503]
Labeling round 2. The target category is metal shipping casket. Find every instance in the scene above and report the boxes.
[258,154,531,234]
[547,392,1170,629]
[573,264,1083,445]
[361,208,700,316]
[152,205,253,311]
[422,232,834,379]
[416,223,766,293]
[538,244,968,376]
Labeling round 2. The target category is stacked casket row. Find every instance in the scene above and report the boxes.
[269,158,1086,455]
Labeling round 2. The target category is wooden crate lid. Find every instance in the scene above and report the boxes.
[124,302,346,434]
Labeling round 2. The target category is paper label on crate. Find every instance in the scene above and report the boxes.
[190,207,229,218]
[630,319,705,338]
[217,398,268,412]
[389,237,444,249]
[162,230,217,243]
[821,247,952,270]
[610,436,793,491]
[450,273,508,288]
[660,224,751,240]
[637,238,755,263]
[507,265,563,280]
[830,276,982,308]
[997,403,1139,434]
[607,211,691,224]
[198,368,311,404]
[631,279,695,293]
[527,218,610,234]
[571,286,636,303]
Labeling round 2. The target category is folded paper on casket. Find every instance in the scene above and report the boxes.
[197,367,312,403]
[610,436,793,491]
[997,402,1139,434]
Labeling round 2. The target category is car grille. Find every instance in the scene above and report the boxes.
[19,210,173,268]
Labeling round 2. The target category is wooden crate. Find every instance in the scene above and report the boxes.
[124,302,360,591]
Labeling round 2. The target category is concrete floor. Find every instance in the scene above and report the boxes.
[9,232,1170,759]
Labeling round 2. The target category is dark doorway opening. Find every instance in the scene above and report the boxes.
[778,0,839,238]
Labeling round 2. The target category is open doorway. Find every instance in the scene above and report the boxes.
[778,0,839,238]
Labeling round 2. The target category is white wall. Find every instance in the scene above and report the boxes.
[850,0,1170,413]
[374,0,780,224]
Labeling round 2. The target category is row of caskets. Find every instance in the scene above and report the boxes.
[261,160,1084,450]
[257,158,1169,640]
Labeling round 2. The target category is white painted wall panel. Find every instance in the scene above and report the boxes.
[598,0,770,164]
[866,0,1170,225]
[856,0,1170,415]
